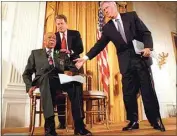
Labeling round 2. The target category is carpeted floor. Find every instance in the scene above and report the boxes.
[2,117,176,135]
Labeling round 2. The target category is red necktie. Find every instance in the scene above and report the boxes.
[61,33,67,49]
[47,49,54,65]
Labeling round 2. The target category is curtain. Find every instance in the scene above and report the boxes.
[44,1,142,123]
[44,1,99,91]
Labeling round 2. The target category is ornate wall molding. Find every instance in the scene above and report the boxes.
[158,52,169,69]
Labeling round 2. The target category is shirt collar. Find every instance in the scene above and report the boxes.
[59,30,67,37]
[112,13,121,22]
[46,48,54,53]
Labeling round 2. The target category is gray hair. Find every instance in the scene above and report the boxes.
[100,1,117,13]
[100,1,117,8]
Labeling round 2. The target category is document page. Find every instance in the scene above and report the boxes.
[58,74,86,84]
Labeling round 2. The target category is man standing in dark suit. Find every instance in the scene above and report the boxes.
[74,1,165,132]
[23,32,92,136]
[54,14,85,131]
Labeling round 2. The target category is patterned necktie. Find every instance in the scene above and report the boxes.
[61,33,67,49]
[115,19,127,43]
[47,49,54,66]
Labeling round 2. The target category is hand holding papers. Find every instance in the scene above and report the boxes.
[132,40,144,55]
[59,74,86,84]
[133,40,151,57]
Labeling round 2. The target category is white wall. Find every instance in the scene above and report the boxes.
[133,2,176,119]
[2,2,17,98]
[2,2,46,128]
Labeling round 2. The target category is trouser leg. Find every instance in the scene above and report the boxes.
[56,97,66,125]
[136,61,160,124]
[122,71,140,122]
[39,76,54,119]
[62,82,85,129]
[40,75,60,136]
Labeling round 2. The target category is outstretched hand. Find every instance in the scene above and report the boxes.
[73,58,86,69]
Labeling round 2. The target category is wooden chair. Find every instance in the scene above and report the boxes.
[29,88,68,136]
[83,71,109,129]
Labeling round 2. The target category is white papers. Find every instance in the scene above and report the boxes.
[132,40,144,54]
[133,40,156,58]
[58,74,86,84]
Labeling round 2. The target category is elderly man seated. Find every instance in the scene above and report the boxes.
[22,32,92,136]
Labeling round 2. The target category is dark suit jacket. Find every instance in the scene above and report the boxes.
[55,29,83,60]
[23,48,62,92]
[86,11,153,75]
[23,48,68,118]
[55,29,84,73]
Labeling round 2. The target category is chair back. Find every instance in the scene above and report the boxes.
[86,70,93,91]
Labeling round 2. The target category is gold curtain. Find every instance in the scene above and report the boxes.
[44,1,99,90]
[44,1,142,123]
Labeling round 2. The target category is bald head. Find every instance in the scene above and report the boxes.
[43,32,56,49]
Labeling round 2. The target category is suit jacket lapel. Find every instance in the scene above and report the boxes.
[109,20,126,43]
[120,13,129,41]
[40,48,50,67]
[67,30,72,50]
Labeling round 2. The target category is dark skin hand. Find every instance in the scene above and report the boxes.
[28,86,37,98]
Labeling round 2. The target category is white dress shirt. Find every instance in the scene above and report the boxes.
[59,30,69,50]
[112,13,126,35]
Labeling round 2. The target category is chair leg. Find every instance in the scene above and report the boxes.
[104,98,109,129]
[30,95,37,136]
[91,100,93,128]
[97,100,101,122]
[91,112,93,128]
[29,98,33,132]
[39,99,42,127]
[65,95,69,132]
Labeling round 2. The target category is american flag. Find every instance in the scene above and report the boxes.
[97,2,110,94]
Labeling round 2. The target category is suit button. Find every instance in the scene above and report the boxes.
[41,68,43,70]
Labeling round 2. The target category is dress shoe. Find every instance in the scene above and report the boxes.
[152,120,165,131]
[57,124,66,129]
[44,116,58,136]
[122,121,139,131]
[74,128,92,135]
[45,129,58,136]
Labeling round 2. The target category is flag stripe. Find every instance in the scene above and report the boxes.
[97,2,110,94]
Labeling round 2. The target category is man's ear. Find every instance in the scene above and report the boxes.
[43,40,46,47]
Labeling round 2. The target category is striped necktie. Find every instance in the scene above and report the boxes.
[47,49,54,66]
